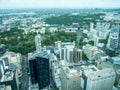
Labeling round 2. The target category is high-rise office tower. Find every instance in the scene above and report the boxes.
[29,55,50,90]
[36,56,50,89]
[107,25,120,50]
[29,34,50,90]
[66,45,74,63]
[94,33,99,46]
[59,42,75,62]
[29,57,38,84]
[73,49,82,63]
[35,34,41,53]
[90,22,94,31]
[60,47,67,60]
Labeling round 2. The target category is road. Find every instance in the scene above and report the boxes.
[19,56,29,90]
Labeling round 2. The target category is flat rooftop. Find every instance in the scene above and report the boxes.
[101,61,113,68]
[62,65,80,78]
[54,76,61,87]
[81,65,99,75]
[88,68,116,80]
[0,71,14,82]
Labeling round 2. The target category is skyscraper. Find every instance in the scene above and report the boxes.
[66,45,74,63]
[59,41,75,62]
[94,34,99,46]
[29,34,50,90]
[90,22,94,32]
[29,55,50,90]
[73,49,82,63]
[29,57,38,84]
[36,56,50,89]
[107,25,120,50]
[35,34,41,53]
[60,47,67,60]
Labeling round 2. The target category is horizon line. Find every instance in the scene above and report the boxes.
[0,7,120,10]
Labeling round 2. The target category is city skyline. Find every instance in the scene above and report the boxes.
[0,0,120,9]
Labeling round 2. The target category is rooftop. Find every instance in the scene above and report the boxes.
[111,25,120,33]
[116,69,120,74]
[54,76,61,87]
[101,61,113,68]
[84,44,98,51]
[0,71,14,82]
[88,68,116,80]
[81,65,99,75]
[0,85,5,90]
[31,84,39,90]
[62,66,79,78]
[111,57,120,61]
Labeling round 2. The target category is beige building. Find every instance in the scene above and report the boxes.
[73,49,82,63]
[61,66,81,90]
[0,85,12,90]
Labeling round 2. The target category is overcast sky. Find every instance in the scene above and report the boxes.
[0,0,120,9]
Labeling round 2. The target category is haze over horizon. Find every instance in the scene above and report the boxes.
[0,0,120,9]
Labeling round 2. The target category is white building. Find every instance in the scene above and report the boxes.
[81,66,116,90]
[49,27,58,33]
[95,22,110,40]
[107,31,119,50]
[97,29,109,39]
[66,45,74,63]
[35,34,41,53]
[94,34,99,46]
[83,44,100,60]
[0,60,5,79]
[65,27,78,33]
[54,41,61,54]
[40,27,45,34]
[51,58,61,90]
[90,22,94,32]
[55,41,75,60]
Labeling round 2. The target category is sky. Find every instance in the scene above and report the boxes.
[0,0,120,9]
